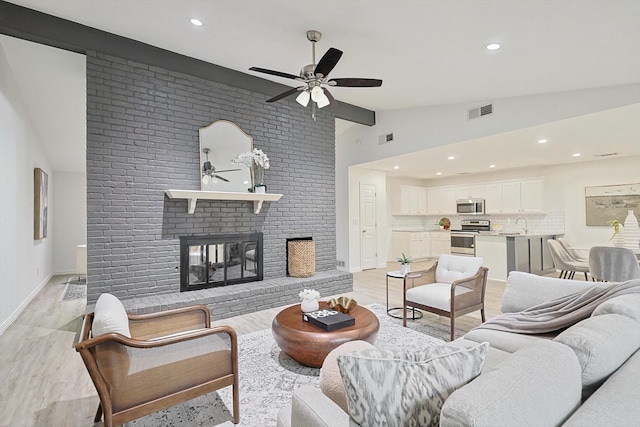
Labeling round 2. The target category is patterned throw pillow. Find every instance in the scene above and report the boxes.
[337,342,488,427]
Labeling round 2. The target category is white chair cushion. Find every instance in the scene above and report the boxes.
[406,282,473,312]
[92,293,131,338]
[436,254,484,284]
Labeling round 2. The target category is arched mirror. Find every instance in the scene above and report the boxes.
[199,120,252,192]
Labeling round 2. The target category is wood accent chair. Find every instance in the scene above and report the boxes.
[402,254,488,341]
[75,293,239,427]
[589,246,640,282]
[547,239,590,280]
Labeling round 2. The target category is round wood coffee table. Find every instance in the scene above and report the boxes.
[272,302,379,368]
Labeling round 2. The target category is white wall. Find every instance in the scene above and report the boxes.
[52,172,86,274]
[0,43,54,333]
[336,84,640,271]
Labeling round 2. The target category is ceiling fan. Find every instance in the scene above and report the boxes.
[202,148,240,182]
[250,30,382,111]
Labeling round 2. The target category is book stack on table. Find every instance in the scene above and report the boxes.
[302,309,355,331]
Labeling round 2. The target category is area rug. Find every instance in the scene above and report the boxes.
[60,278,86,301]
[130,303,455,427]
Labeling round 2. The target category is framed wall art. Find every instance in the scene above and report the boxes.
[34,167,48,240]
[585,183,640,226]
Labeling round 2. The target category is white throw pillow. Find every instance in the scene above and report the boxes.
[92,293,131,338]
[337,342,488,427]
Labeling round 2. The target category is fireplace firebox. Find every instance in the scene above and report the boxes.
[180,233,263,292]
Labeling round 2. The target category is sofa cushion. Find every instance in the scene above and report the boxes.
[563,349,640,427]
[92,293,131,338]
[440,340,581,427]
[448,338,512,373]
[554,313,640,395]
[501,271,602,313]
[592,294,640,322]
[320,340,375,412]
[288,385,351,427]
[463,327,555,353]
[337,342,488,427]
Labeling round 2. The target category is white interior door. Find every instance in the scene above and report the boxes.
[360,183,377,270]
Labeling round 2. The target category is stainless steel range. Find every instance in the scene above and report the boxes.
[450,220,491,256]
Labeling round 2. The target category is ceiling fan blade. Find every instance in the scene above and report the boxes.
[266,87,304,103]
[214,174,230,182]
[214,168,242,173]
[314,48,343,78]
[249,67,300,81]
[322,88,337,107]
[329,78,383,87]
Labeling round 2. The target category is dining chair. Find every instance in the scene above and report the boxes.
[547,239,590,280]
[589,246,640,282]
[557,237,589,263]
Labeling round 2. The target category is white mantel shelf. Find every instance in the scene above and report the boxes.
[165,190,283,214]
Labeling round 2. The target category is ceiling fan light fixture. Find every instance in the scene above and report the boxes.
[316,93,331,108]
[310,85,324,102]
[296,90,310,107]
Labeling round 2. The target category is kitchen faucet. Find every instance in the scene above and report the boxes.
[515,216,529,235]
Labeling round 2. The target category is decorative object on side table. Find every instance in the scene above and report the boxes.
[328,296,358,313]
[299,289,320,313]
[232,147,270,193]
[607,218,625,248]
[397,252,413,275]
[623,210,639,251]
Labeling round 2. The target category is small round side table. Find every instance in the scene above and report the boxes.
[386,271,423,320]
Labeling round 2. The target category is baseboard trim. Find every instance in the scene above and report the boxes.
[0,273,53,335]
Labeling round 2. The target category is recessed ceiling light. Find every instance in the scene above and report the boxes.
[537,139,547,144]
[447,156,455,160]
[393,165,400,170]
[484,43,502,51]
[489,164,496,168]
[190,18,203,26]
[436,172,442,176]
[572,153,581,157]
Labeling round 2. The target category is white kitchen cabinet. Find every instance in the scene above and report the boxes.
[483,179,543,214]
[455,185,485,200]
[392,231,430,260]
[429,232,451,257]
[484,183,503,214]
[396,186,428,215]
[427,187,456,215]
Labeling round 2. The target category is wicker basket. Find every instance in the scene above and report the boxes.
[288,240,316,278]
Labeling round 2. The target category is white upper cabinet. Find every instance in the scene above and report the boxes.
[455,185,485,200]
[395,185,428,215]
[520,179,543,212]
[484,183,503,214]
[427,187,456,215]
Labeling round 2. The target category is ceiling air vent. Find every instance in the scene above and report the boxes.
[468,103,493,120]
[593,152,619,157]
[378,133,394,145]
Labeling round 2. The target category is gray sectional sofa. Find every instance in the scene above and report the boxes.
[277,271,640,426]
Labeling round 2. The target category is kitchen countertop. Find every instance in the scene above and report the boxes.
[476,232,560,238]
[392,229,450,232]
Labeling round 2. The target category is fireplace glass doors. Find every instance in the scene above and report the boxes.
[180,233,263,291]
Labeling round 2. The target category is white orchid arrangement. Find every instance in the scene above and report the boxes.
[232,148,270,189]
[299,289,320,301]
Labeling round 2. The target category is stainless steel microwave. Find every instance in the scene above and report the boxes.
[456,198,485,215]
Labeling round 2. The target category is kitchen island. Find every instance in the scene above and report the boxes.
[475,233,558,280]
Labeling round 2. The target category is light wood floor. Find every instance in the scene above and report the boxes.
[0,261,508,426]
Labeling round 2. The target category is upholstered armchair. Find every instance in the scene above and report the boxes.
[547,239,590,280]
[403,254,488,341]
[75,293,239,427]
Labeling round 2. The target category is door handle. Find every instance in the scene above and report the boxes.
[362,230,367,233]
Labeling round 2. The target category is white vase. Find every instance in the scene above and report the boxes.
[300,299,319,313]
[399,264,410,275]
[623,210,639,251]
[611,224,625,247]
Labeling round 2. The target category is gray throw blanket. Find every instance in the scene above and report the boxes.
[477,279,640,334]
